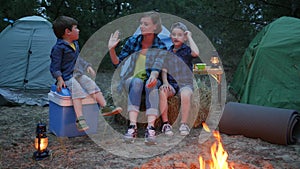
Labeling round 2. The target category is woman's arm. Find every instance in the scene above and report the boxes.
[108,30,121,65]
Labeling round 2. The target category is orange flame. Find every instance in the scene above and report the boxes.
[202,122,211,132]
[199,123,234,169]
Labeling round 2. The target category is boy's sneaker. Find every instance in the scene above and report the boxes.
[162,123,174,136]
[145,126,157,145]
[101,105,122,116]
[124,125,137,143]
[179,123,190,136]
[76,116,89,131]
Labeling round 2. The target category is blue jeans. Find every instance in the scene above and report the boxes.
[125,77,161,116]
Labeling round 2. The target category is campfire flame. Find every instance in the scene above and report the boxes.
[202,122,211,132]
[199,122,234,169]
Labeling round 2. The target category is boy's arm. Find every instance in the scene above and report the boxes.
[50,45,65,92]
[186,31,199,57]
[75,56,96,77]
[161,68,169,85]
[56,76,66,92]
[87,66,96,77]
[77,56,95,76]
[160,68,173,92]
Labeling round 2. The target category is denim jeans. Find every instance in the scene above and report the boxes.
[125,77,161,116]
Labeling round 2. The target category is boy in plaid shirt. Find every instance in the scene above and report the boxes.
[159,22,199,136]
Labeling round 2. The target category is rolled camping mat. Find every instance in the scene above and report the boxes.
[219,102,300,145]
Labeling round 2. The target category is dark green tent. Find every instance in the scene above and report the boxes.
[230,16,300,111]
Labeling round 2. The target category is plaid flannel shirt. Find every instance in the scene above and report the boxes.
[163,44,194,93]
[116,34,167,91]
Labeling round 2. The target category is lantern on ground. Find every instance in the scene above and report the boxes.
[33,122,49,160]
[210,50,220,69]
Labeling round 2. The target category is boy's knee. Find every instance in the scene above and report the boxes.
[180,89,192,98]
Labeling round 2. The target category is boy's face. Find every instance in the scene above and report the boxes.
[66,25,80,41]
[139,17,157,35]
[170,28,186,48]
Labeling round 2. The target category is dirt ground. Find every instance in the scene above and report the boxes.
[0,72,300,169]
[0,104,299,169]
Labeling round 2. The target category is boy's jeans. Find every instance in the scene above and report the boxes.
[125,77,161,116]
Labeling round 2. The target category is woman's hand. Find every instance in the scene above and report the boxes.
[146,76,157,88]
[108,30,121,50]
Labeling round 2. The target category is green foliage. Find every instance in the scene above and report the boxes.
[0,0,39,31]
[1,0,299,76]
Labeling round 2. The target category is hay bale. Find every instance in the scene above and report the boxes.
[155,83,211,129]
[193,87,211,128]
[192,76,211,128]
[111,76,212,131]
[154,95,180,129]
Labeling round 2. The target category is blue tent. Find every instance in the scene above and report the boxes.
[0,16,56,89]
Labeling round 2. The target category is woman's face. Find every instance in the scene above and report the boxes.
[139,16,157,35]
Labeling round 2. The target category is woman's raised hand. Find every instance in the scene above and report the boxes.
[108,30,121,50]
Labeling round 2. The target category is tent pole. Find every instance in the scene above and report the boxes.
[23,29,35,90]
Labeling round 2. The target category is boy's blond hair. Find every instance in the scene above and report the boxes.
[170,22,188,32]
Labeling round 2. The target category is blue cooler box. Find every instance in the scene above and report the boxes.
[48,85,99,137]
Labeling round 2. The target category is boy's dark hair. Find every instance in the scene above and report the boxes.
[52,16,78,39]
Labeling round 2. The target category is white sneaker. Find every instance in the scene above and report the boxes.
[162,123,174,136]
[124,125,137,143]
[179,123,190,136]
[145,126,156,145]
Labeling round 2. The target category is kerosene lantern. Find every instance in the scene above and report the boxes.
[33,122,49,160]
[210,50,220,69]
